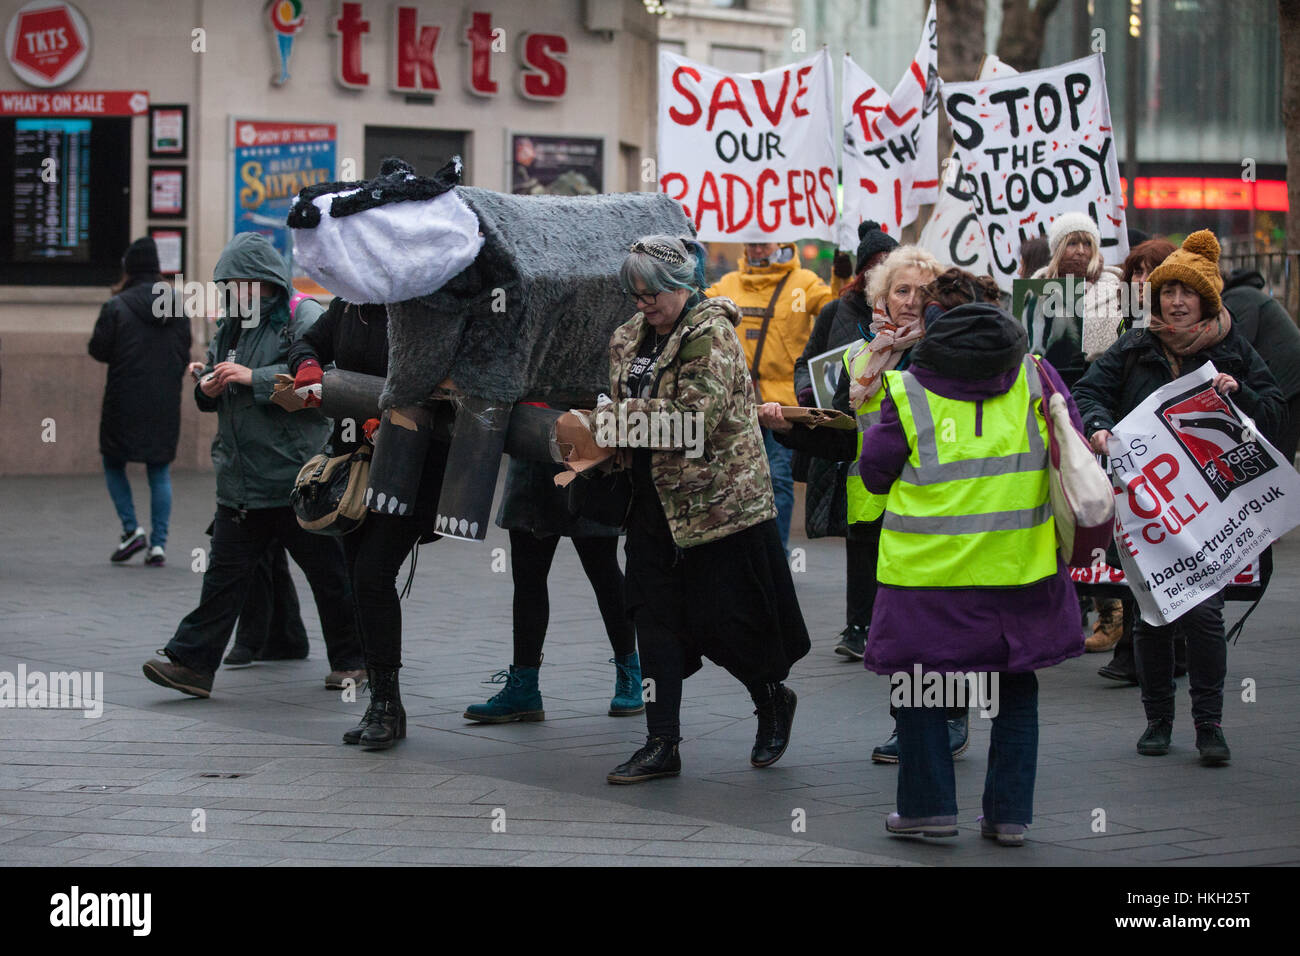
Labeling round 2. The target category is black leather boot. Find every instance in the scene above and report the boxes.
[750,682,797,768]
[607,736,681,784]
[342,669,376,746]
[358,667,406,751]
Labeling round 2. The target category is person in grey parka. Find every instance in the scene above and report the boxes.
[141,232,364,699]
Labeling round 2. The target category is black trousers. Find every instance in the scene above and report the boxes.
[340,512,424,670]
[509,530,634,668]
[233,542,309,657]
[167,506,363,676]
[845,517,882,629]
[1134,591,1228,725]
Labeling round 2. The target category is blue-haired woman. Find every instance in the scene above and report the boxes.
[588,234,810,783]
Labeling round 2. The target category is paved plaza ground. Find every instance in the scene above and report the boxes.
[1,470,1298,867]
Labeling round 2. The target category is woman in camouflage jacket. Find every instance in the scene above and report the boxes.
[594,234,810,785]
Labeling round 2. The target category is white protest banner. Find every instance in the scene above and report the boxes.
[658,49,837,242]
[918,55,1018,281]
[839,2,939,247]
[1107,362,1300,625]
[940,52,1128,290]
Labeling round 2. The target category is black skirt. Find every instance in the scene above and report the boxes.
[624,467,810,683]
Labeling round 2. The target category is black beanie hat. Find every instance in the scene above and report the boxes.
[855,220,898,272]
[123,237,160,275]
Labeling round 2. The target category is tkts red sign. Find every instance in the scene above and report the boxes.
[5,1,91,88]
[1158,383,1279,503]
[330,4,567,99]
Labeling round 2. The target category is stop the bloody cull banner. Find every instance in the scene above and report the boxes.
[918,55,1019,282]
[838,2,939,246]
[658,48,836,242]
[1107,362,1300,625]
[939,52,1128,290]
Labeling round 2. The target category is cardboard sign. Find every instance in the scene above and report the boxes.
[779,406,855,430]
[658,49,837,241]
[939,53,1128,289]
[839,2,939,245]
[1108,362,1300,624]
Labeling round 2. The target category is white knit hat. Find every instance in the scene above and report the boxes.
[1047,211,1101,257]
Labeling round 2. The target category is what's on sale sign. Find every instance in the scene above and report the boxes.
[657,48,837,242]
[1108,363,1300,625]
[939,52,1128,289]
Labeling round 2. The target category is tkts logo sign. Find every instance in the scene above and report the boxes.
[1158,384,1276,502]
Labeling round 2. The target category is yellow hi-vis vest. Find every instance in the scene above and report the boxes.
[876,354,1056,588]
[843,341,889,524]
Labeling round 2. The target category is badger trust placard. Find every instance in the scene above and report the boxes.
[1107,362,1300,625]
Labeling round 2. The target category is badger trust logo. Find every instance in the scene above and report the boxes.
[1158,383,1277,503]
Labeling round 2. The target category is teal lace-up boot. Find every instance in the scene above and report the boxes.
[463,665,544,723]
[609,652,645,716]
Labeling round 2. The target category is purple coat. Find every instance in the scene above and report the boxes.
[859,358,1085,675]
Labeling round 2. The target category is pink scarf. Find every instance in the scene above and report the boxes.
[848,300,926,410]
[1150,307,1232,376]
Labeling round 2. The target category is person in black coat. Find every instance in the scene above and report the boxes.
[88,238,190,566]
[288,297,450,750]
[1223,269,1300,464]
[1073,230,1286,766]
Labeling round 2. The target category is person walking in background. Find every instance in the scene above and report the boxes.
[707,240,834,549]
[89,237,190,567]
[463,456,641,723]
[791,221,898,658]
[596,235,810,783]
[852,271,1085,844]
[1074,230,1286,765]
[141,233,365,699]
[1223,267,1300,465]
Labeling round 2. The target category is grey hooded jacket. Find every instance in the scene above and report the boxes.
[194,233,330,510]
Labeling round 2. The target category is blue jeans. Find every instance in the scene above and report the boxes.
[761,428,794,550]
[896,671,1039,825]
[103,455,172,550]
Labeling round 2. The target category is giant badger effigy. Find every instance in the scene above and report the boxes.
[287,157,693,541]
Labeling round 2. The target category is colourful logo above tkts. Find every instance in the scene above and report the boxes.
[1158,384,1278,503]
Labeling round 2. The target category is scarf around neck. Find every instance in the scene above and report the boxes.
[848,299,925,410]
[1150,307,1232,376]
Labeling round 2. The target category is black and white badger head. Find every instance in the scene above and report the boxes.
[288,156,484,305]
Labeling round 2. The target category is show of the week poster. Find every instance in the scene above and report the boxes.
[231,118,335,269]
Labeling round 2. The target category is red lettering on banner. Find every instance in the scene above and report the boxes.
[660,173,690,219]
[706,77,753,131]
[696,171,724,232]
[819,166,838,225]
[786,169,806,226]
[803,169,821,224]
[790,65,813,117]
[752,70,791,125]
[669,66,703,125]
[757,169,783,231]
[520,33,567,99]
[722,173,755,231]
[1141,522,1165,545]
[851,88,883,141]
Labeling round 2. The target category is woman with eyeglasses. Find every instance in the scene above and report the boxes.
[584,234,810,783]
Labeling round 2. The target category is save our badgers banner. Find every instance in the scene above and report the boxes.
[939,52,1128,290]
[918,55,1019,281]
[839,1,939,247]
[1108,363,1300,625]
[658,49,837,241]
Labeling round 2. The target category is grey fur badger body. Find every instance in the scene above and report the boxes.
[288,158,694,540]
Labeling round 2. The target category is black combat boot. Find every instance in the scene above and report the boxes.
[750,682,797,768]
[607,736,681,784]
[357,667,406,750]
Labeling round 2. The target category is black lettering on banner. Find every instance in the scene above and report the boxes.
[948,212,982,267]
[1033,84,1062,131]
[1064,72,1090,130]
[988,87,1030,135]
[946,92,982,150]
